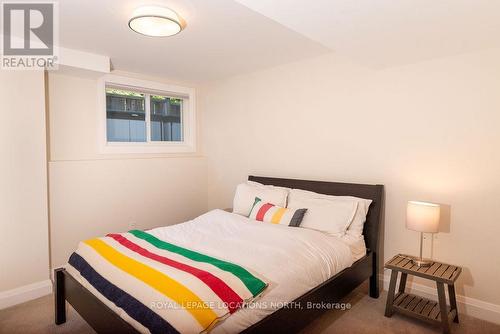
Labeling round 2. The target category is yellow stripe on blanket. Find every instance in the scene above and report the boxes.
[84,238,218,329]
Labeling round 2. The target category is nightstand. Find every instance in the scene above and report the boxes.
[384,254,462,334]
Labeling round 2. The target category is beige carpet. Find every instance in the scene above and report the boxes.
[1,285,499,334]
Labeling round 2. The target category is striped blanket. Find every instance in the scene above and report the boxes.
[67,230,268,334]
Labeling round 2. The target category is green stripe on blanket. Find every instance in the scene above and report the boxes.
[129,229,267,296]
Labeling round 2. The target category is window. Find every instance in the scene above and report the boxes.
[99,75,195,154]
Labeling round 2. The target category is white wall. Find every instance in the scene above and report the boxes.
[0,71,50,297]
[2,44,499,319]
[200,48,500,307]
[48,72,207,268]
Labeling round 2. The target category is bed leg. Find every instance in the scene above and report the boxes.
[54,268,67,325]
[369,252,380,298]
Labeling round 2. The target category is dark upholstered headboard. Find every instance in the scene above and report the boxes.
[248,175,384,255]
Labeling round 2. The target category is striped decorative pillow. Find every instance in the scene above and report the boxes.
[248,197,307,227]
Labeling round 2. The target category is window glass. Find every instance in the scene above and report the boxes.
[106,88,146,142]
[150,95,183,142]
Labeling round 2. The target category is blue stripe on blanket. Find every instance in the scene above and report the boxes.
[69,252,180,334]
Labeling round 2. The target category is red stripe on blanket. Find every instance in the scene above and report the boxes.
[106,234,243,313]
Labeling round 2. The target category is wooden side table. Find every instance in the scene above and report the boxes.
[384,254,462,334]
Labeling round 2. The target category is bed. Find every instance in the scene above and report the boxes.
[54,175,384,333]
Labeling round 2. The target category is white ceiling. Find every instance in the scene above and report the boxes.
[59,1,500,81]
[234,0,500,68]
[58,0,329,82]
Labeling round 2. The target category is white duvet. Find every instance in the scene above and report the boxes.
[68,209,356,333]
[148,209,354,333]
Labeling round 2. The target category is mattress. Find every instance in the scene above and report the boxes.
[67,209,361,333]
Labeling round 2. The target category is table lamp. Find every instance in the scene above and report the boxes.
[406,201,440,267]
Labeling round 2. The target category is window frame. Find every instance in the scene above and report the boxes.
[98,75,196,154]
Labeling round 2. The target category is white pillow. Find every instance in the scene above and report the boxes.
[288,189,372,237]
[345,196,372,238]
[287,192,357,236]
[288,197,358,237]
[232,181,289,216]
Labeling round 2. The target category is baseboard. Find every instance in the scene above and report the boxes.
[0,280,53,310]
[381,272,500,325]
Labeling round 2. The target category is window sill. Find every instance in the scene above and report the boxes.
[99,142,196,154]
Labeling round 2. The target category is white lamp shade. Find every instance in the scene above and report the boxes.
[406,201,440,233]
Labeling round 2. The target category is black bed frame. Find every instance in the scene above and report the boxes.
[54,175,384,334]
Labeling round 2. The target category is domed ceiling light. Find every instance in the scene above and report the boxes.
[129,6,184,37]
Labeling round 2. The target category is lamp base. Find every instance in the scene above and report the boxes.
[411,258,434,267]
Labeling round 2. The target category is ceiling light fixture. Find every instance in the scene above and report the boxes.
[129,6,184,37]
